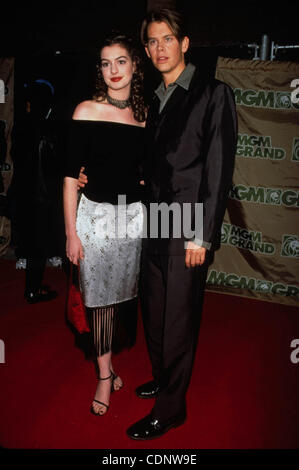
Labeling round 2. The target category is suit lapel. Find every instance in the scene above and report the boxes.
[154,68,211,143]
[153,85,188,141]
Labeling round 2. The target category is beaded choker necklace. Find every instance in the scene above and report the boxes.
[107,94,131,109]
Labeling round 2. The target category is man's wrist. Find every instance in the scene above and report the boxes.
[184,238,211,250]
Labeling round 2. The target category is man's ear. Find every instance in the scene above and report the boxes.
[181,36,190,54]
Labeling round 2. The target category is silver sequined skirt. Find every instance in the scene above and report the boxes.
[76,194,143,308]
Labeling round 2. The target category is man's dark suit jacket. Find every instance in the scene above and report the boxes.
[143,66,238,256]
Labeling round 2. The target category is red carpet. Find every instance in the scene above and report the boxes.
[0,258,298,450]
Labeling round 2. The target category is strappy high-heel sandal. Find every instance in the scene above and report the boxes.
[111,370,124,391]
[91,373,113,416]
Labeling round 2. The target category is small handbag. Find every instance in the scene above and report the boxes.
[67,264,90,334]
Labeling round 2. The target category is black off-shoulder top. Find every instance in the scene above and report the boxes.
[64,120,145,204]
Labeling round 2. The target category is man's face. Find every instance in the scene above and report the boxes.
[145,21,189,78]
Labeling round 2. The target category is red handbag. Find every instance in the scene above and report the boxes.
[67,264,90,334]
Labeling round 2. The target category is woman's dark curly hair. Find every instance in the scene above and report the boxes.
[93,32,146,123]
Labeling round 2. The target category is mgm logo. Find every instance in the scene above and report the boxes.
[234,88,299,110]
[236,134,285,160]
[292,138,299,162]
[207,270,299,298]
[229,185,299,207]
[281,235,299,258]
[221,223,275,255]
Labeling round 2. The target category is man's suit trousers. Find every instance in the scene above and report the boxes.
[140,248,210,421]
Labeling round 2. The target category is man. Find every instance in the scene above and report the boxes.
[126,8,237,440]
[9,80,64,303]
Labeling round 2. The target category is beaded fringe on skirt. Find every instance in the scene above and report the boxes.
[87,298,138,357]
[89,304,117,357]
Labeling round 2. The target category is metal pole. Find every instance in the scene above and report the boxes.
[247,43,260,59]
[260,34,270,60]
[270,41,276,60]
[270,42,299,61]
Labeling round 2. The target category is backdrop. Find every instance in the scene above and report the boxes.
[0,58,14,255]
[206,57,299,306]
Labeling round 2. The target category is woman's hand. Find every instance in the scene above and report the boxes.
[66,234,84,265]
[78,166,88,189]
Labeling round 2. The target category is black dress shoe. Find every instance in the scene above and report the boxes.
[25,287,58,304]
[135,380,161,399]
[126,412,186,440]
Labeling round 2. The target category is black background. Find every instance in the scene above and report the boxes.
[1,0,298,120]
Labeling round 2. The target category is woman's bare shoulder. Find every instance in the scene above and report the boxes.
[72,100,106,120]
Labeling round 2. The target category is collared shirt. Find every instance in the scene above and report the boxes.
[154,62,211,251]
[155,62,196,113]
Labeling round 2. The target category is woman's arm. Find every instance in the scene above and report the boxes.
[63,176,84,265]
[63,101,95,264]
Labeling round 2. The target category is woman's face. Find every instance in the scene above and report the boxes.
[100,44,135,93]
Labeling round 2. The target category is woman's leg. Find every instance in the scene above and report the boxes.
[90,305,123,414]
[92,350,113,415]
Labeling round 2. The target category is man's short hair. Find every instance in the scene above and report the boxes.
[140,8,187,45]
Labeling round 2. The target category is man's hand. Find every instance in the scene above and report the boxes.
[185,241,206,268]
[78,166,88,190]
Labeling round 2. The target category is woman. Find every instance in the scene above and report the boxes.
[63,33,146,416]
